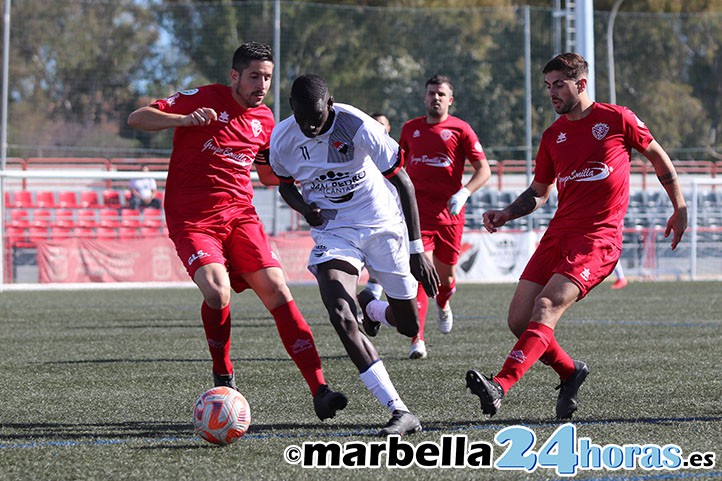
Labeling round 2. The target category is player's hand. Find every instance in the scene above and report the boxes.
[665,205,687,250]
[482,209,509,234]
[303,202,323,227]
[184,107,218,127]
[448,187,471,216]
[410,253,440,297]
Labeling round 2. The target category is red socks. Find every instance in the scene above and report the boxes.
[494,322,555,394]
[270,301,326,396]
[539,335,576,380]
[201,301,234,376]
[436,279,456,308]
[413,283,429,342]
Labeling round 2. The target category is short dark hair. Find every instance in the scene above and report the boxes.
[291,74,329,105]
[426,74,454,94]
[543,52,588,80]
[232,42,273,72]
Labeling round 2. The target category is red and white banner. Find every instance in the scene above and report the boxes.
[36,237,188,283]
[35,231,537,284]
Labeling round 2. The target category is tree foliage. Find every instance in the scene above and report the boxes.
[2,0,721,160]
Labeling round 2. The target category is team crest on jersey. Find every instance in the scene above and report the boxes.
[251,119,263,137]
[332,141,349,154]
[592,123,609,140]
[440,129,453,141]
[413,129,421,138]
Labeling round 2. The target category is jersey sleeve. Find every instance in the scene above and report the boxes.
[150,88,201,115]
[461,122,487,163]
[360,123,402,177]
[268,129,295,183]
[533,131,557,185]
[621,106,654,153]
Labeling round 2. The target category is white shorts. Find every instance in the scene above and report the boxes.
[308,221,418,300]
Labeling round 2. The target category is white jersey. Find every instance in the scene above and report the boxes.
[270,103,403,230]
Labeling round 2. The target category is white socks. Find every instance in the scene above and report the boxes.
[359,360,408,413]
[367,300,392,327]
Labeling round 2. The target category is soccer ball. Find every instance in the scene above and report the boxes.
[192,386,251,446]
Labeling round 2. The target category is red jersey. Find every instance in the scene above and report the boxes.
[400,115,486,226]
[151,84,275,235]
[535,102,653,238]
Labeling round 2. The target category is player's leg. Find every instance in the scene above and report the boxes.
[432,223,463,334]
[611,261,628,289]
[316,260,421,436]
[194,262,236,388]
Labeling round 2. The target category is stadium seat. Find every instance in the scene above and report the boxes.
[34,191,57,208]
[4,225,26,246]
[73,226,95,238]
[31,209,53,228]
[54,209,75,229]
[141,208,163,228]
[98,208,121,228]
[120,209,141,227]
[50,225,73,240]
[27,225,49,242]
[79,190,100,208]
[102,189,123,208]
[57,191,79,208]
[4,191,11,206]
[96,227,118,239]
[11,190,33,208]
[8,209,31,228]
[118,226,139,239]
[76,209,98,228]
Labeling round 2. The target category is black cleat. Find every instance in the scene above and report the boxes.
[466,370,504,416]
[378,410,422,436]
[555,360,589,419]
[358,288,381,337]
[314,385,348,420]
[213,372,238,391]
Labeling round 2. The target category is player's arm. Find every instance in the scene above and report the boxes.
[254,149,280,186]
[642,140,687,249]
[448,158,492,215]
[482,180,553,234]
[387,167,440,297]
[127,105,218,132]
[277,180,323,227]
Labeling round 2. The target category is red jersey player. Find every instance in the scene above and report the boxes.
[467,53,687,419]
[127,42,347,421]
[398,75,491,359]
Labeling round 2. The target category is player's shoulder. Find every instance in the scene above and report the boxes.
[271,116,301,145]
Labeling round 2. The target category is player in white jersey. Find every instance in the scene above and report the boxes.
[270,74,439,436]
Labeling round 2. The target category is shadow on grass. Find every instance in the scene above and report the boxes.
[31,355,349,366]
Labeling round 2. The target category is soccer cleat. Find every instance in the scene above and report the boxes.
[437,303,453,334]
[409,339,427,359]
[466,370,504,416]
[555,360,589,419]
[378,410,422,436]
[213,372,238,391]
[313,385,348,421]
[611,278,628,289]
[358,288,381,337]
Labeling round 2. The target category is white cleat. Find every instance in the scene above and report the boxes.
[437,304,453,334]
[409,339,427,359]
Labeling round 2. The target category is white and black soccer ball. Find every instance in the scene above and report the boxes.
[192,386,251,446]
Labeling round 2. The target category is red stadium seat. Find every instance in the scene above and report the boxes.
[57,191,79,209]
[27,225,49,242]
[98,209,121,228]
[4,191,11,206]
[76,209,98,228]
[120,209,141,228]
[102,189,123,208]
[50,225,73,240]
[54,209,75,229]
[141,208,163,228]
[96,227,118,239]
[11,190,33,208]
[138,226,161,238]
[73,226,95,238]
[31,209,53,228]
[8,209,31,228]
[118,226,139,239]
[79,190,100,208]
[4,225,27,246]
[34,191,57,208]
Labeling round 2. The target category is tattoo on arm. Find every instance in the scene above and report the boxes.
[657,172,677,186]
[508,187,541,218]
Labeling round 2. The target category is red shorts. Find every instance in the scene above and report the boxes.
[170,216,281,293]
[421,222,464,265]
[521,230,621,299]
